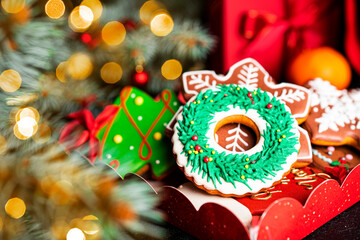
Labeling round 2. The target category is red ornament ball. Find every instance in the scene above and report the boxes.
[203,157,209,163]
[195,145,201,151]
[81,33,92,44]
[247,92,252,98]
[267,103,273,109]
[133,71,149,85]
[192,135,198,141]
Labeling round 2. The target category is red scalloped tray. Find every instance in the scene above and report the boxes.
[159,164,360,240]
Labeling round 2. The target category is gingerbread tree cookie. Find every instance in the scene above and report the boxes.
[96,86,180,179]
[303,78,360,149]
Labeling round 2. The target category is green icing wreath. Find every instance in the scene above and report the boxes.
[177,84,299,189]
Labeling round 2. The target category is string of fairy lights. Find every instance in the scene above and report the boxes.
[0,0,186,239]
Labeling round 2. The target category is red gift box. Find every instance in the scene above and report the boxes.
[207,0,342,80]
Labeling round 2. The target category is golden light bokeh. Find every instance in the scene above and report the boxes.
[15,107,40,123]
[13,107,39,140]
[67,228,85,240]
[139,1,162,24]
[82,215,100,235]
[0,216,3,232]
[45,0,65,19]
[69,5,94,32]
[150,12,174,36]
[101,21,126,46]
[67,53,93,80]
[14,117,38,139]
[32,123,51,144]
[80,0,102,21]
[1,0,25,13]
[5,198,26,219]
[161,59,182,80]
[0,135,6,154]
[50,180,73,205]
[100,62,123,84]
[0,69,22,92]
[56,61,67,82]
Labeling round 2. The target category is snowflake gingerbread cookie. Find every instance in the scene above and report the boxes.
[168,58,313,167]
[303,78,360,149]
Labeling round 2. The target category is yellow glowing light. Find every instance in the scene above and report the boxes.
[150,13,174,36]
[45,0,65,19]
[1,0,25,13]
[100,62,123,84]
[0,69,22,92]
[0,135,6,154]
[161,59,182,80]
[67,53,93,80]
[139,1,162,24]
[5,198,26,219]
[80,0,102,21]
[14,117,38,139]
[82,215,100,235]
[15,107,40,123]
[101,21,126,46]
[67,228,85,240]
[32,123,51,144]
[69,6,94,32]
[56,61,67,82]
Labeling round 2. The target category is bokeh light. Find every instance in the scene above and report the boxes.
[45,0,65,19]
[0,69,22,92]
[82,215,100,235]
[139,1,162,24]
[5,198,26,219]
[80,0,102,21]
[161,59,182,80]
[32,123,51,144]
[14,117,38,139]
[150,13,173,36]
[1,0,25,13]
[69,6,94,32]
[56,61,67,82]
[67,228,85,240]
[13,107,39,140]
[101,21,126,46]
[0,135,7,154]
[15,107,40,123]
[100,62,123,84]
[67,53,93,80]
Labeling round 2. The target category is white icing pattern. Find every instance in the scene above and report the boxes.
[224,124,249,152]
[237,63,259,89]
[308,78,360,133]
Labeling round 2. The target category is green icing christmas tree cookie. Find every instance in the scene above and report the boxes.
[96,86,180,179]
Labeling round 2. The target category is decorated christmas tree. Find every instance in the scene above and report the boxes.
[0,0,214,238]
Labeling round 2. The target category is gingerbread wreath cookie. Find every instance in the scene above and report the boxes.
[303,78,360,149]
[172,84,300,197]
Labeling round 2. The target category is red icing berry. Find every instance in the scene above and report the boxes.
[192,135,198,141]
[251,161,256,163]
[267,103,273,109]
[339,157,346,164]
[203,157,209,163]
[247,92,252,98]
[224,94,228,97]
[195,145,201,151]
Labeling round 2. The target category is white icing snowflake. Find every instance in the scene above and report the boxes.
[309,78,360,133]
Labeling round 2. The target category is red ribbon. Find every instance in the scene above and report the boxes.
[240,1,338,77]
[59,105,119,163]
